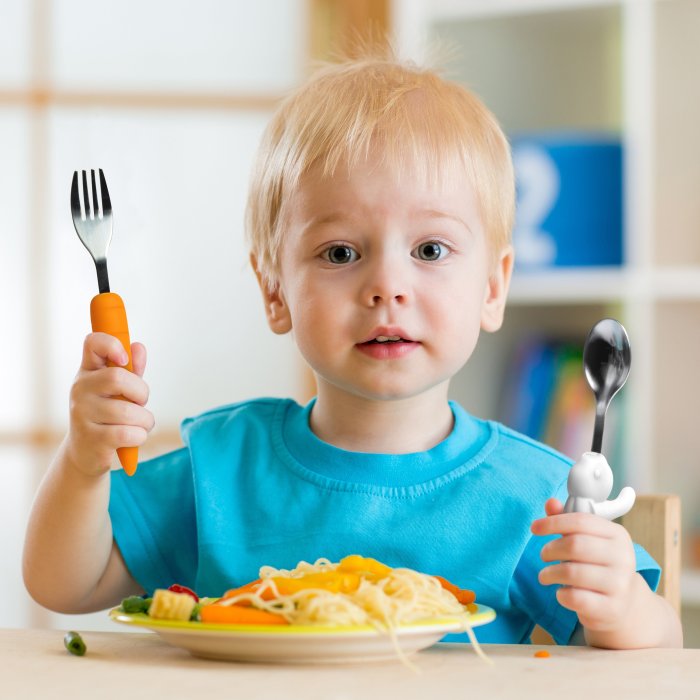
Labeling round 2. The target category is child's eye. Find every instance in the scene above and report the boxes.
[412,241,449,261]
[322,245,359,264]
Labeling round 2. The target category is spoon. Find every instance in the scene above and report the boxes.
[583,318,632,453]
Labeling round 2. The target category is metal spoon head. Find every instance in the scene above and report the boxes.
[583,318,632,406]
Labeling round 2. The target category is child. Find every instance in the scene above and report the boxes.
[23,54,681,648]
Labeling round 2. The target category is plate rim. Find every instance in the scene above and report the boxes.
[109,603,496,638]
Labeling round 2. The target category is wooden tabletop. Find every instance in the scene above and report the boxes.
[2,628,698,699]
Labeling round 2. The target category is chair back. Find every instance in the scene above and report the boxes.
[620,493,681,614]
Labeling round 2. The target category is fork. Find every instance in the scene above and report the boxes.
[71,169,139,476]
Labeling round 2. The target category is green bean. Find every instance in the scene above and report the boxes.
[120,595,152,613]
[64,630,86,656]
[190,602,202,621]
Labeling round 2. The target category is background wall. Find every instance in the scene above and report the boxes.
[0,0,312,631]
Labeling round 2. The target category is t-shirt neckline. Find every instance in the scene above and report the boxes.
[278,398,492,488]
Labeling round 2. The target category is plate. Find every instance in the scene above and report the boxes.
[109,604,496,664]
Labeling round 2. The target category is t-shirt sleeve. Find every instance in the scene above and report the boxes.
[511,478,663,645]
[109,447,198,594]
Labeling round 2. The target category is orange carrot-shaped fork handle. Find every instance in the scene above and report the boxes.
[90,292,138,476]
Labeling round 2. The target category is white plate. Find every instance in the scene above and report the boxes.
[109,605,496,664]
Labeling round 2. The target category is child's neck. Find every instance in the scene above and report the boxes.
[309,385,454,454]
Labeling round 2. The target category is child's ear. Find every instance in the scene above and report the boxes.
[250,254,292,335]
[481,245,514,333]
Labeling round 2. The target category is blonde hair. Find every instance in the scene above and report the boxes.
[246,56,514,289]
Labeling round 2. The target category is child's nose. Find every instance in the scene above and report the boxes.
[361,256,409,307]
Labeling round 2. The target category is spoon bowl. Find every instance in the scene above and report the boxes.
[583,318,631,453]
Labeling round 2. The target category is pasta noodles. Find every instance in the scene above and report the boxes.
[220,556,473,626]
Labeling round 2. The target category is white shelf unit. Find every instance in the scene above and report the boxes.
[394,0,700,598]
[681,569,700,608]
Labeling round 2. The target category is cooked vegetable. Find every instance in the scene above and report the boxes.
[221,579,265,602]
[148,589,197,621]
[167,584,199,602]
[64,631,86,656]
[337,554,392,579]
[431,575,476,605]
[270,570,361,596]
[222,569,363,601]
[120,595,152,614]
[200,603,289,625]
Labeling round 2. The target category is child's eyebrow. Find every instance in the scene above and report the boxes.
[300,211,358,235]
[308,212,349,227]
[419,210,473,234]
[301,210,472,235]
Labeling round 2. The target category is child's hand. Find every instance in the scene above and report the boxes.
[66,332,154,477]
[531,498,637,634]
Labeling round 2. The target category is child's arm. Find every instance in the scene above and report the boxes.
[531,498,683,648]
[23,333,154,612]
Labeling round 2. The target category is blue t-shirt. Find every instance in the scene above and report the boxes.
[109,398,660,645]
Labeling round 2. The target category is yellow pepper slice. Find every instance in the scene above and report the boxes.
[270,571,361,595]
[337,555,392,579]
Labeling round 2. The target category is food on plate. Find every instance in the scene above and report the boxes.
[199,604,288,626]
[148,588,197,621]
[167,583,199,601]
[204,555,477,629]
[129,555,478,630]
[120,595,152,614]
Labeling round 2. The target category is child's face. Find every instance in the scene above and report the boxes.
[257,153,513,403]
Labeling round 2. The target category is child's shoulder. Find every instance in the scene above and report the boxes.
[180,397,297,437]
[481,419,574,494]
[481,420,573,502]
[490,421,573,467]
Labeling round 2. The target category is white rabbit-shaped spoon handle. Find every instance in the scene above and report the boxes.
[564,452,635,520]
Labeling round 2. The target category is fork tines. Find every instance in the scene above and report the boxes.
[70,169,110,221]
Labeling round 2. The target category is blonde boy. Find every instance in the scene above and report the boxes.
[24,56,681,647]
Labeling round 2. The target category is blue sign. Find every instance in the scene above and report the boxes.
[511,133,623,268]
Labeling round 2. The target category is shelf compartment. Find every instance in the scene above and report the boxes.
[428,4,622,133]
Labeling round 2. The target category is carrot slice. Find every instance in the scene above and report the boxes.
[221,579,262,600]
[200,603,289,625]
[221,578,281,603]
[433,575,476,605]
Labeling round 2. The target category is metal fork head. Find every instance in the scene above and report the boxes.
[70,169,113,263]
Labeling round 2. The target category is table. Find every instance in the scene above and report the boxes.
[1,628,698,699]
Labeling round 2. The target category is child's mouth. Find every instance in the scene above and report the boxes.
[356,336,419,359]
[367,335,404,344]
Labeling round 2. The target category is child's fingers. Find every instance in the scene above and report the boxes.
[540,533,619,567]
[531,511,616,539]
[539,560,615,594]
[86,395,155,432]
[555,586,612,629]
[130,342,147,378]
[544,498,564,517]
[80,367,150,407]
[81,332,129,371]
[82,419,151,450]
[73,396,154,449]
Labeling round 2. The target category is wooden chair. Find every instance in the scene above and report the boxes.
[531,494,681,644]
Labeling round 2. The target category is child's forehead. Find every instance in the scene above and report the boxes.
[287,153,481,231]
[298,146,476,198]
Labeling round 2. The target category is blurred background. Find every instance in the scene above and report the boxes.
[2,0,699,643]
